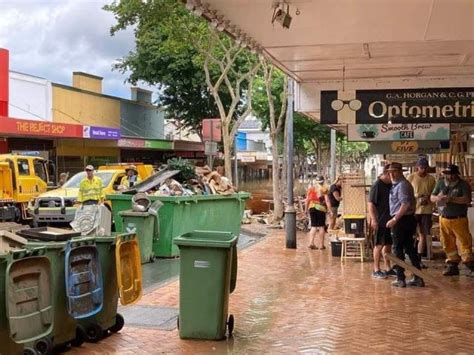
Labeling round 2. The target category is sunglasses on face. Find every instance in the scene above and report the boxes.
[331,99,362,111]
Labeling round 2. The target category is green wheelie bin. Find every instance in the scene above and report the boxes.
[174,231,238,340]
[0,248,55,355]
[78,233,142,343]
[118,210,157,264]
[26,238,99,350]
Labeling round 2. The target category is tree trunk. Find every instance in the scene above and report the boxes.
[222,130,233,183]
[271,139,284,221]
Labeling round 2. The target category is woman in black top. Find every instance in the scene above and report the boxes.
[328,176,342,229]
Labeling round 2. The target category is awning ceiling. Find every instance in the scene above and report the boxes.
[189,0,474,124]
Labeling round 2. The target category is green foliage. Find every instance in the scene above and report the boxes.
[104,0,252,135]
[252,70,287,131]
[166,157,196,182]
[337,137,369,165]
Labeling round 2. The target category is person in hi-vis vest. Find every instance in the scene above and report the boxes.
[119,165,142,190]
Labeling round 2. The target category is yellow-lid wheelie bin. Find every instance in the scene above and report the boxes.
[174,231,238,340]
[77,233,142,343]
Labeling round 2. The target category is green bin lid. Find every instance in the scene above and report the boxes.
[174,230,238,248]
[119,210,151,217]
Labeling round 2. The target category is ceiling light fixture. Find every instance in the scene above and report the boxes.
[271,1,292,29]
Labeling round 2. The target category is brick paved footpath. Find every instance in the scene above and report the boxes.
[71,231,474,354]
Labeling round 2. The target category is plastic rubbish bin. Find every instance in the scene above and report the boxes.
[115,233,143,305]
[0,248,55,355]
[78,233,142,343]
[343,215,366,237]
[109,192,250,257]
[25,238,100,349]
[174,231,238,340]
[119,210,157,263]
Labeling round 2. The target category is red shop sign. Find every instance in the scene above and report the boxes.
[0,116,83,138]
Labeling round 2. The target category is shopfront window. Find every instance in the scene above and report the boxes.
[17,159,30,176]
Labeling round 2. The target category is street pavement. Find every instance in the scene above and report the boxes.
[70,229,474,354]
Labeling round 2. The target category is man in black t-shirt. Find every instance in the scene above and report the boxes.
[368,164,395,279]
[328,176,342,229]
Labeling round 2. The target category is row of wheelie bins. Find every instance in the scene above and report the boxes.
[0,233,142,355]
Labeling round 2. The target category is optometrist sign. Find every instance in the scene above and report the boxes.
[320,88,474,124]
[347,123,450,142]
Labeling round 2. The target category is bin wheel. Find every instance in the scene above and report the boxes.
[23,348,37,355]
[35,337,52,355]
[109,313,125,333]
[227,314,234,336]
[177,316,179,330]
[85,324,103,343]
[150,254,156,263]
[71,326,86,347]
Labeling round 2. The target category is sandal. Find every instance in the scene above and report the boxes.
[308,245,317,249]
[320,246,326,250]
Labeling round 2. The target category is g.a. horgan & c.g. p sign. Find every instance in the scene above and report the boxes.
[320,87,474,124]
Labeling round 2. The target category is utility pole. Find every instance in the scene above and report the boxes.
[285,77,296,249]
[330,128,336,181]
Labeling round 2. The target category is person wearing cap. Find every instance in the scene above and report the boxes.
[386,162,425,288]
[431,164,474,276]
[119,165,142,190]
[78,165,105,205]
[407,157,436,268]
[368,164,395,279]
[328,176,342,230]
[305,176,333,250]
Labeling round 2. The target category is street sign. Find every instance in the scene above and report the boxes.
[204,141,218,156]
[202,118,221,141]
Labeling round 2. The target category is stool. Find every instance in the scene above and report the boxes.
[340,236,366,263]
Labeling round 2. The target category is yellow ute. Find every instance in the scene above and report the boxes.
[29,163,153,225]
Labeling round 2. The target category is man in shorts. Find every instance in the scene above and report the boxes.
[407,157,436,268]
[306,176,332,250]
[368,164,395,279]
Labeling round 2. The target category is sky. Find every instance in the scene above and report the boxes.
[0,0,151,99]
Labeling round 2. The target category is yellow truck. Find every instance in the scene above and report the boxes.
[29,163,153,225]
[0,154,53,222]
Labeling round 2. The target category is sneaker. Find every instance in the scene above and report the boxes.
[372,270,387,279]
[391,279,406,288]
[419,261,428,269]
[407,276,425,287]
[383,269,397,277]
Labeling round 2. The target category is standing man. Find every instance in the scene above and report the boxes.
[328,176,342,230]
[120,165,142,190]
[431,164,474,276]
[407,157,436,268]
[386,162,425,288]
[368,164,395,279]
[78,165,105,205]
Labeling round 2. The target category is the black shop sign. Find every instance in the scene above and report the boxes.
[320,88,474,124]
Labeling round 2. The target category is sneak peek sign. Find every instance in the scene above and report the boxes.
[347,123,450,142]
[321,88,474,124]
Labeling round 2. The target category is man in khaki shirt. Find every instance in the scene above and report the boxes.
[407,157,436,268]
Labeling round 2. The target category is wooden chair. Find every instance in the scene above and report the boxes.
[340,235,366,263]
